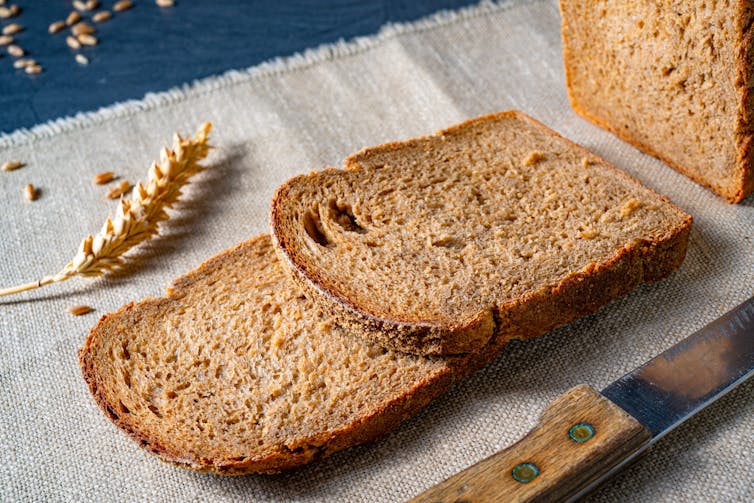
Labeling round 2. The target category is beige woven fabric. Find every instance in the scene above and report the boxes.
[1,1,752,501]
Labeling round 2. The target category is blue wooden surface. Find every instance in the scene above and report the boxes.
[0,0,478,134]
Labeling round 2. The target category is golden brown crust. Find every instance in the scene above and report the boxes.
[736,1,754,202]
[271,110,693,355]
[79,235,492,475]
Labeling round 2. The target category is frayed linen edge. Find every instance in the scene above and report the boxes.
[0,0,541,148]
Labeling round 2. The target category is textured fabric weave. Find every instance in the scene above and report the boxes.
[1,1,752,501]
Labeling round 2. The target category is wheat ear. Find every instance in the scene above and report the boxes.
[0,122,212,298]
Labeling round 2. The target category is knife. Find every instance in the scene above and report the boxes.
[409,295,754,503]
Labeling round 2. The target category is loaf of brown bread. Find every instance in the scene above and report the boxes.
[560,1,754,202]
[79,235,504,474]
[271,111,692,355]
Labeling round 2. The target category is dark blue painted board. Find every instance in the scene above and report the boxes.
[0,0,479,133]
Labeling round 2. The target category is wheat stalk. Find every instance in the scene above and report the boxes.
[0,122,212,298]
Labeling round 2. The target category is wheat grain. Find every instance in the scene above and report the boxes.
[0,35,12,45]
[92,11,111,22]
[75,53,89,65]
[113,0,132,12]
[8,4,18,16]
[68,304,94,315]
[0,6,10,19]
[2,23,22,35]
[105,180,131,198]
[77,33,97,46]
[156,0,174,7]
[13,58,34,68]
[73,0,87,11]
[66,35,81,49]
[66,11,81,26]
[85,0,99,10]
[0,123,212,297]
[25,64,42,74]
[92,171,115,184]
[2,160,24,171]
[49,20,66,34]
[71,22,95,36]
[7,44,23,57]
[24,184,37,201]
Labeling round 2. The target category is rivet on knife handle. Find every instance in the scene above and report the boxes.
[407,385,651,503]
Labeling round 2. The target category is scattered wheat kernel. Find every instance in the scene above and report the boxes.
[48,20,66,34]
[92,10,111,22]
[2,23,22,35]
[13,58,33,68]
[75,53,88,65]
[86,0,100,9]
[68,305,94,316]
[24,184,37,201]
[66,11,81,26]
[66,35,81,49]
[113,0,133,12]
[73,0,87,11]
[0,4,16,18]
[156,0,175,6]
[2,160,24,171]
[77,33,97,46]
[7,44,23,57]
[106,180,131,199]
[25,64,42,74]
[72,22,95,36]
[92,171,114,185]
[0,34,12,45]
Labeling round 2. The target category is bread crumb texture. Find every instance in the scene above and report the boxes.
[79,235,459,474]
[272,111,691,354]
[560,0,754,202]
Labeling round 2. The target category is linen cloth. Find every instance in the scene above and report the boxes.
[1,1,752,501]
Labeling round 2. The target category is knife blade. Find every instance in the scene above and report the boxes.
[408,295,754,503]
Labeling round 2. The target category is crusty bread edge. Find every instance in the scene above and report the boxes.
[79,235,495,475]
[559,0,753,204]
[271,110,693,356]
[736,0,754,202]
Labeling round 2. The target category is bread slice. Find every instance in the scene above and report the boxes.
[79,235,502,475]
[559,1,754,203]
[271,111,692,356]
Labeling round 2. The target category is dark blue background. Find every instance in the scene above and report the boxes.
[1,0,477,133]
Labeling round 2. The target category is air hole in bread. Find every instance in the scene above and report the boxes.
[148,405,163,418]
[328,200,367,234]
[431,236,464,249]
[303,210,331,248]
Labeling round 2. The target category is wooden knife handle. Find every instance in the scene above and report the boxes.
[408,385,651,503]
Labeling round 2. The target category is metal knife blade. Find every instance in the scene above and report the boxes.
[410,295,754,503]
[602,294,754,438]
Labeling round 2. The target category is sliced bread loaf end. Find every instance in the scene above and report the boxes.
[79,235,494,474]
[560,0,754,202]
[271,111,692,355]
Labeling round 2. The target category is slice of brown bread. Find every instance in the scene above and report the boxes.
[271,111,692,356]
[79,235,502,475]
[559,1,754,203]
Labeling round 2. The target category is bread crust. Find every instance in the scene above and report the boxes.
[560,0,754,203]
[79,235,498,475]
[271,111,693,355]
